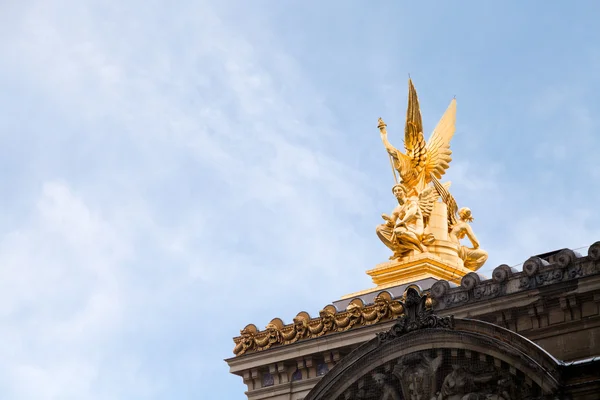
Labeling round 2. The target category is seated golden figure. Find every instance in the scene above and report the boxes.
[449,207,488,270]
[376,184,435,260]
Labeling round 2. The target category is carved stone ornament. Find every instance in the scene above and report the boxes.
[328,348,543,400]
[303,315,564,400]
[427,242,600,311]
[377,287,454,343]
[232,292,405,356]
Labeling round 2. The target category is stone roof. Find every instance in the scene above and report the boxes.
[430,243,600,310]
[231,241,600,357]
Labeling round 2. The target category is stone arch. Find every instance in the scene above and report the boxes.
[305,290,561,400]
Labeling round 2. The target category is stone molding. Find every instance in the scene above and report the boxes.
[231,243,600,357]
[232,291,407,356]
[430,244,600,311]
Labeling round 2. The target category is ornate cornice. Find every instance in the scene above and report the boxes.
[232,291,409,356]
[430,244,600,310]
[231,243,600,357]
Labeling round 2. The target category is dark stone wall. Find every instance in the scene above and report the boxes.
[305,289,600,400]
[430,245,600,362]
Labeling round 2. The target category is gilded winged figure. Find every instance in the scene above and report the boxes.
[375,79,486,269]
[377,79,456,194]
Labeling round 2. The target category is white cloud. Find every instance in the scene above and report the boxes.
[0,181,133,399]
[0,1,378,397]
[1,1,600,399]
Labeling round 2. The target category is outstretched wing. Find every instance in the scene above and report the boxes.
[386,141,418,185]
[431,175,458,228]
[418,186,438,223]
[424,99,456,179]
[404,79,427,173]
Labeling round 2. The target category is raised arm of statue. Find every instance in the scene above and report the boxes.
[378,118,400,161]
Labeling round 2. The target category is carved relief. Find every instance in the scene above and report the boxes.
[378,288,454,344]
[233,292,405,356]
[441,291,469,307]
[337,351,541,400]
[233,324,257,356]
[394,353,442,400]
[253,321,282,351]
[333,349,537,400]
[372,372,402,400]
[472,283,501,300]
[431,244,598,310]
[518,265,583,289]
[233,244,600,356]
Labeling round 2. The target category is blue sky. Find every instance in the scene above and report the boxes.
[1,1,600,399]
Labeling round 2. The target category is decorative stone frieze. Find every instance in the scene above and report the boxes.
[232,243,600,357]
[430,244,600,311]
[232,291,406,356]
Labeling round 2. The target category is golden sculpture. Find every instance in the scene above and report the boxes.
[433,178,488,270]
[451,208,488,270]
[230,79,492,358]
[376,183,440,259]
[377,79,456,194]
[375,79,487,272]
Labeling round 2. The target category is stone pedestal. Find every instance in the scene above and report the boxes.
[359,200,471,290]
[365,250,470,289]
[425,201,449,241]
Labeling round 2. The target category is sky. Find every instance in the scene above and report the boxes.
[1,0,600,399]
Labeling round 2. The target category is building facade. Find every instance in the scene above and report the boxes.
[225,81,600,399]
[226,245,600,399]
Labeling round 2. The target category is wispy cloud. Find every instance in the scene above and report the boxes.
[1,1,379,398]
[1,1,600,399]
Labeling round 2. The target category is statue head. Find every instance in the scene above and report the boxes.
[319,309,335,331]
[293,316,308,336]
[392,184,407,202]
[440,366,473,396]
[374,294,388,308]
[265,323,280,339]
[458,207,474,222]
[372,372,387,387]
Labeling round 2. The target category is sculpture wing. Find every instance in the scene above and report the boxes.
[418,186,438,222]
[424,99,456,179]
[387,144,417,185]
[431,175,458,228]
[404,79,428,174]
